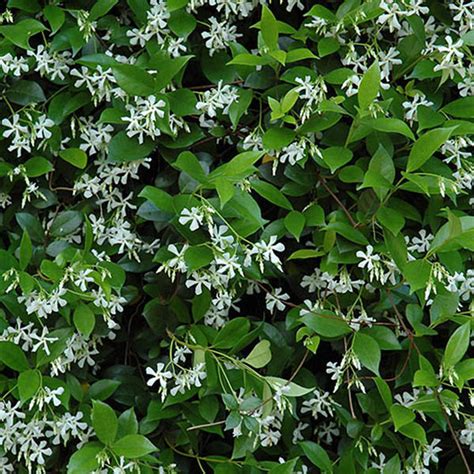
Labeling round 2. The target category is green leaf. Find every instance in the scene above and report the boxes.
[18,369,41,401]
[229,88,253,129]
[318,37,339,57]
[398,422,427,444]
[16,212,44,242]
[261,5,279,51]
[43,5,65,33]
[384,230,407,270]
[213,318,250,349]
[406,127,456,172]
[286,48,317,63]
[73,304,95,338]
[0,341,29,371]
[139,186,174,213]
[441,96,474,118]
[413,369,439,387]
[184,246,214,271]
[173,151,207,183]
[108,131,155,162]
[326,222,368,245]
[364,117,415,140]
[265,377,314,397]
[300,441,333,473]
[288,249,324,260]
[6,80,46,105]
[89,379,121,401]
[24,156,53,177]
[374,377,392,409]
[443,322,471,369]
[262,127,295,150]
[67,445,101,474]
[50,210,83,237]
[321,146,353,173]
[251,180,293,210]
[0,19,46,49]
[112,64,155,96]
[376,207,405,236]
[215,178,235,207]
[92,401,118,445]
[244,340,272,368]
[59,148,88,169]
[19,230,32,270]
[417,105,444,131]
[167,0,188,11]
[301,310,352,338]
[153,55,194,91]
[403,260,431,293]
[353,332,381,375]
[112,434,157,458]
[117,408,138,438]
[284,210,305,240]
[90,0,118,20]
[390,404,415,431]
[360,145,394,200]
[358,62,380,110]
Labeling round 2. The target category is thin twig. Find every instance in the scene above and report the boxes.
[319,175,358,228]
[434,392,472,474]
[187,420,226,432]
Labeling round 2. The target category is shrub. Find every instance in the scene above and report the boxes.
[0,0,473,472]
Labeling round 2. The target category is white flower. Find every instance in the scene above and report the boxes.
[265,288,290,312]
[173,346,192,364]
[146,363,173,400]
[407,229,434,253]
[301,390,336,419]
[280,142,306,165]
[423,438,442,466]
[402,94,434,123]
[292,422,309,444]
[73,269,95,291]
[178,207,204,231]
[356,245,381,271]
[201,17,242,56]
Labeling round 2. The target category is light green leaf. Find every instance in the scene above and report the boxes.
[353,332,381,375]
[19,230,32,270]
[112,434,157,458]
[358,62,380,110]
[18,369,41,401]
[321,146,353,173]
[443,322,471,369]
[261,5,279,51]
[406,127,456,172]
[0,341,30,372]
[390,404,415,431]
[112,64,155,96]
[59,148,88,169]
[73,304,96,338]
[92,401,118,445]
[244,340,272,368]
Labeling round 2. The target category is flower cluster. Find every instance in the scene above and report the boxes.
[0,0,472,473]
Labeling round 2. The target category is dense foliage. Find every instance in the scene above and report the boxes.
[0,0,473,472]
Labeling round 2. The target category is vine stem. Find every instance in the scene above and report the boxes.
[318,174,358,228]
[434,392,472,474]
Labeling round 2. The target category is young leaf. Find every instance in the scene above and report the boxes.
[244,340,272,368]
[353,332,381,375]
[358,62,380,110]
[92,401,118,445]
[443,322,471,369]
[406,127,456,172]
[112,434,157,458]
[19,230,32,270]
